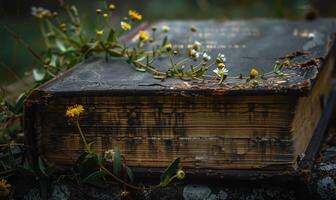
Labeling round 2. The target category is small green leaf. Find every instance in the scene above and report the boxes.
[56,39,67,52]
[135,67,146,72]
[160,157,180,183]
[33,68,46,83]
[14,92,26,114]
[113,147,121,177]
[83,170,106,184]
[126,166,134,183]
[38,157,48,177]
[161,36,168,47]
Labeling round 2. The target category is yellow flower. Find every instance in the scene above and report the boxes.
[65,104,84,118]
[121,22,131,31]
[128,10,142,21]
[176,170,185,180]
[0,179,10,198]
[139,31,150,41]
[120,191,129,198]
[164,43,172,51]
[108,4,116,11]
[250,68,259,78]
[96,29,104,36]
[103,12,109,18]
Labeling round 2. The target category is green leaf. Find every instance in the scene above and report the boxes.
[161,36,168,47]
[17,161,36,177]
[113,147,121,177]
[83,170,106,184]
[135,67,146,72]
[38,157,48,177]
[107,29,116,42]
[56,39,67,52]
[14,92,26,114]
[33,68,46,83]
[126,166,134,183]
[160,157,180,184]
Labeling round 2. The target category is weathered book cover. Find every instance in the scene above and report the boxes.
[25,19,336,179]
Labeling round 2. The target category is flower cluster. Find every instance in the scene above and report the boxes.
[213,53,229,83]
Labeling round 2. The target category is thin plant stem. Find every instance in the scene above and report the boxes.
[75,120,90,153]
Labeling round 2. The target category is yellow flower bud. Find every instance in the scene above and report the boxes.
[96,29,104,36]
[108,4,116,11]
[164,43,172,51]
[250,68,259,78]
[103,13,109,18]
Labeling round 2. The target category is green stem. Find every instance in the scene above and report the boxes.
[75,120,90,153]
[100,165,146,190]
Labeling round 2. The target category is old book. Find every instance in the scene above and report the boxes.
[25,19,336,179]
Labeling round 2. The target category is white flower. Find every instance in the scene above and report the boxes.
[104,149,115,162]
[217,53,226,62]
[162,25,170,33]
[192,40,202,50]
[203,53,211,61]
[194,40,201,47]
[308,32,315,39]
[213,67,228,77]
[190,49,200,59]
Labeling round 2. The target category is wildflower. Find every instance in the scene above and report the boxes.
[121,22,132,31]
[120,191,129,198]
[176,170,185,180]
[203,53,211,62]
[250,68,259,78]
[217,62,225,68]
[139,31,150,41]
[129,10,142,21]
[308,32,315,39]
[96,29,104,37]
[213,67,229,77]
[108,4,116,11]
[96,9,102,14]
[104,149,115,162]
[216,53,226,64]
[65,104,84,118]
[162,25,170,33]
[164,43,173,51]
[190,49,200,59]
[192,41,201,50]
[0,179,10,198]
[103,12,109,18]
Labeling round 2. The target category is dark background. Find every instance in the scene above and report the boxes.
[1,0,336,84]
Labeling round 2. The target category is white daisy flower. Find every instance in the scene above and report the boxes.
[213,67,229,77]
